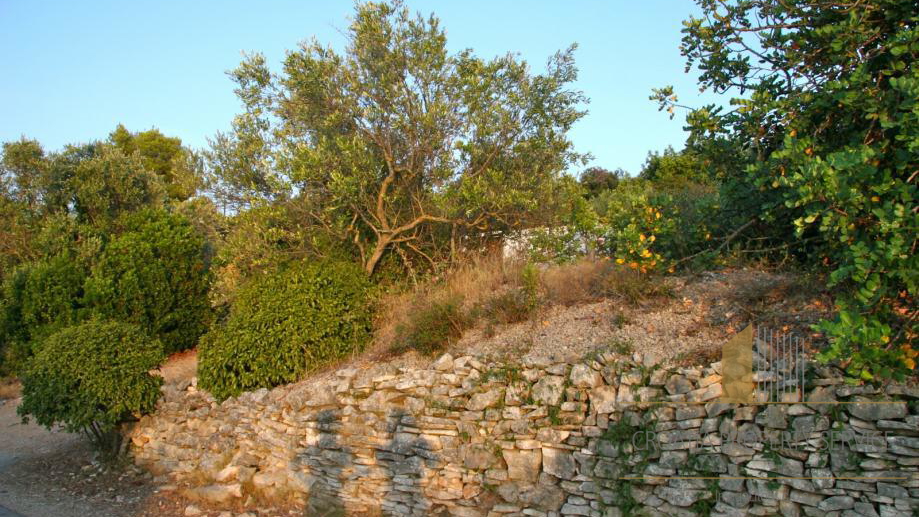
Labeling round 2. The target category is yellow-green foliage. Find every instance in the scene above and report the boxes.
[17,320,164,444]
[198,260,373,400]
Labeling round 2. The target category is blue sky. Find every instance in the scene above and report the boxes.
[0,0,723,174]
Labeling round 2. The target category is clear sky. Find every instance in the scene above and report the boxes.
[0,0,723,175]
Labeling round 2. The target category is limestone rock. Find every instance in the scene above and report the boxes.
[502,449,542,482]
[532,376,565,406]
[433,353,454,371]
[665,375,693,395]
[180,484,243,504]
[467,388,503,410]
[569,364,602,388]
[848,397,908,421]
[818,495,855,511]
[590,385,617,414]
[519,484,566,511]
[542,447,577,480]
[464,444,499,470]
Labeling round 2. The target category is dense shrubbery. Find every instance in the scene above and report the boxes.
[198,260,373,400]
[84,209,212,354]
[0,255,86,371]
[16,320,164,457]
[653,0,918,380]
[594,178,720,271]
[0,208,212,371]
[0,127,213,417]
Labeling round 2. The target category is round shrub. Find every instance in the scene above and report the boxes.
[83,208,212,354]
[0,255,86,373]
[198,260,373,400]
[17,320,164,455]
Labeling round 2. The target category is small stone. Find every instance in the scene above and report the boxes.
[180,484,243,504]
[676,406,707,420]
[532,376,566,406]
[542,447,577,480]
[746,456,804,477]
[806,386,837,414]
[847,397,907,421]
[818,495,855,511]
[721,491,752,508]
[665,375,693,395]
[656,486,705,507]
[536,428,570,443]
[433,353,454,371]
[706,402,734,417]
[184,505,202,516]
[747,478,788,500]
[559,503,591,516]
[467,388,503,410]
[570,364,602,388]
[686,383,722,402]
[503,449,542,482]
[464,444,498,470]
[519,484,566,512]
[789,489,823,507]
[761,405,788,429]
[590,385,617,414]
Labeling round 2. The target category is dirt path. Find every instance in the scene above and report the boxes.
[0,373,294,517]
[0,398,142,517]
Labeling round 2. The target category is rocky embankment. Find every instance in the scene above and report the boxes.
[130,352,919,516]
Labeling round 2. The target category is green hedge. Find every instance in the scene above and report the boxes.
[0,255,86,373]
[17,320,164,454]
[198,260,373,400]
[83,209,212,354]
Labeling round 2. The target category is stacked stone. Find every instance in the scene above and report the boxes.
[129,352,919,517]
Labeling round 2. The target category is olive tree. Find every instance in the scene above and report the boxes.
[215,0,588,274]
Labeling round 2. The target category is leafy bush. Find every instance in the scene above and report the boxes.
[593,178,719,272]
[72,146,166,226]
[0,255,87,372]
[83,209,212,354]
[657,0,918,380]
[17,320,164,457]
[392,297,469,356]
[198,260,373,400]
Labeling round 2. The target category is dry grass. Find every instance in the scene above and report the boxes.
[0,378,21,401]
[375,255,674,355]
[541,258,673,306]
[375,254,528,354]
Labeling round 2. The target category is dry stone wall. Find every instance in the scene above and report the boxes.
[130,352,919,517]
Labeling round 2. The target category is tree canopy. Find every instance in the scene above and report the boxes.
[211,0,588,274]
[654,0,918,379]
